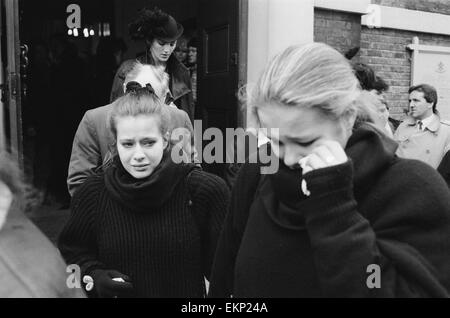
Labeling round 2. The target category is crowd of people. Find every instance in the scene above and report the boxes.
[2,6,450,298]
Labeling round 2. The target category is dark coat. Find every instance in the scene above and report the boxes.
[388,117,401,132]
[209,124,450,297]
[110,55,194,121]
[438,151,450,188]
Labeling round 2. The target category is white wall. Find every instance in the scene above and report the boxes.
[361,5,450,36]
[314,0,370,14]
[246,0,314,127]
[247,0,314,84]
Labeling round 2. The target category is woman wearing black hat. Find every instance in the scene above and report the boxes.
[110,7,194,121]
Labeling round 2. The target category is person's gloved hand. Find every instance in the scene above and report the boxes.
[89,269,134,298]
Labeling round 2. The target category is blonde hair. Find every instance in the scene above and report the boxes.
[247,43,378,128]
[0,151,37,215]
[110,91,170,139]
[124,61,170,99]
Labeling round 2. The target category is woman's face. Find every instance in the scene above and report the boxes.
[370,90,389,125]
[174,41,188,63]
[0,180,13,230]
[149,39,177,64]
[116,115,168,179]
[257,103,354,168]
[187,47,197,64]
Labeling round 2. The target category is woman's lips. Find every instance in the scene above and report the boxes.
[133,165,149,171]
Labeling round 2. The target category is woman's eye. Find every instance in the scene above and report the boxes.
[121,142,134,148]
[142,141,155,147]
[297,141,315,147]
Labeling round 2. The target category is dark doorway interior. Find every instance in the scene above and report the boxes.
[15,1,239,243]
[20,0,117,207]
[19,1,205,207]
[198,0,239,177]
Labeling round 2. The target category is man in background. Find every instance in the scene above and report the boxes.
[394,84,450,169]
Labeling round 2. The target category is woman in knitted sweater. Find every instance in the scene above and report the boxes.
[58,83,229,298]
[208,43,450,298]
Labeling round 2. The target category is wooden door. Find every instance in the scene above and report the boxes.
[198,0,240,176]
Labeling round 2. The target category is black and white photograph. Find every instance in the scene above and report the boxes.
[1,0,450,304]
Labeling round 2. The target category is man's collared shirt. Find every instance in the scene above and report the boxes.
[419,114,434,131]
[394,114,450,169]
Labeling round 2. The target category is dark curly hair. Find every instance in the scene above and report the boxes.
[129,7,170,42]
[353,63,389,93]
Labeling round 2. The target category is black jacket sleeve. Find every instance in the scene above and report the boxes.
[301,159,450,297]
[208,163,261,297]
[188,170,230,281]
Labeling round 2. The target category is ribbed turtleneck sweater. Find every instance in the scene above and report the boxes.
[58,169,229,298]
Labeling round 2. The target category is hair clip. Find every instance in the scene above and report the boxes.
[125,81,156,96]
[125,81,142,93]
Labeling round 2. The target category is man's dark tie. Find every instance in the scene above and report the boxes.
[418,120,423,131]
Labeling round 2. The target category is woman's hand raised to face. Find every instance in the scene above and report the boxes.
[298,140,348,175]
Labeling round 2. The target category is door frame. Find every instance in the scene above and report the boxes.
[238,0,248,128]
[0,0,5,152]
[3,0,23,168]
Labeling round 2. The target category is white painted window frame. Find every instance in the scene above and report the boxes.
[407,36,450,87]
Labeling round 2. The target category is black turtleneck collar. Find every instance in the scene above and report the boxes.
[104,149,198,213]
[265,123,398,228]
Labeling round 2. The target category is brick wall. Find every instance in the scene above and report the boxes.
[360,28,450,120]
[366,1,450,119]
[314,3,450,121]
[314,9,361,59]
[372,0,450,15]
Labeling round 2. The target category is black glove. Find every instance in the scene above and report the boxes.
[89,269,134,298]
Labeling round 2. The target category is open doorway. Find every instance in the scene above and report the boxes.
[9,0,241,241]
[19,0,205,206]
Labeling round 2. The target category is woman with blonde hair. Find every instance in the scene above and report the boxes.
[208,43,450,297]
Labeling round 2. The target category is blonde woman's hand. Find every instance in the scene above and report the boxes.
[298,140,348,175]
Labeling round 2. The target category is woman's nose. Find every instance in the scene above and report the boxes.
[283,147,301,168]
[133,146,145,161]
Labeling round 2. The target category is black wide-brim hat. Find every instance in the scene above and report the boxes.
[152,15,184,42]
